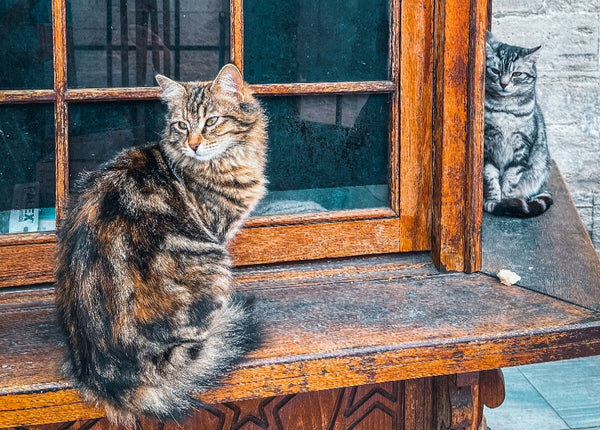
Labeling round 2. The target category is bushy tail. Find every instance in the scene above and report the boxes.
[491,192,553,218]
[69,294,260,424]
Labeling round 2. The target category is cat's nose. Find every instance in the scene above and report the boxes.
[500,83,508,89]
[188,134,203,151]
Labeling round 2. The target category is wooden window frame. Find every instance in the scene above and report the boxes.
[0,0,487,287]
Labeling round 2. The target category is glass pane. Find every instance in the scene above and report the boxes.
[0,105,55,234]
[253,95,389,216]
[69,102,165,185]
[0,1,53,89]
[245,0,389,84]
[70,0,230,88]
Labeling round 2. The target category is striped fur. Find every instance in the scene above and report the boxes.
[484,32,553,218]
[55,65,266,423]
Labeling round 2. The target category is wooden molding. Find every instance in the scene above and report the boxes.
[398,0,434,252]
[431,0,487,272]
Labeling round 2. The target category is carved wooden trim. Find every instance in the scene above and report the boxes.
[0,373,505,429]
[435,370,503,430]
[480,369,506,410]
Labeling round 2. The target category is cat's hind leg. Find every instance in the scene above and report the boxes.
[131,294,260,421]
[497,165,553,217]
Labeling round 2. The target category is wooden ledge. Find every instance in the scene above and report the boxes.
[482,161,600,311]
[2,253,600,427]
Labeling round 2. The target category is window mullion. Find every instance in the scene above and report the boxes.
[250,81,396,96]
[52,0,69,228]
[231,0,244,73]
[389,0,401,215]
[0,91,56,104]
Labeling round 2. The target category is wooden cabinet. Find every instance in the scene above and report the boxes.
[0,0,487,283]
[3,0,600,429]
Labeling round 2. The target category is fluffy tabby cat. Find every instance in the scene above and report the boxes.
[484,32,553,217]
[55,64,266,423]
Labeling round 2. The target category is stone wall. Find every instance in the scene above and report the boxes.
[490,0,600,250]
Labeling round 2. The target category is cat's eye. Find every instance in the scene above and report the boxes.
[176,121,189,131]
[205,117,219,127]
[512,72,523,77]
[490,68,500,75]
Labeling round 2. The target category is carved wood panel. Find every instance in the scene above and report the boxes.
[6,382,407,430]
[6,374,496,430]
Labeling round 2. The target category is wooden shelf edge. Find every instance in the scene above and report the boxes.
[2,255,600,426]
[199,324,600,404]
[2,323,599,427]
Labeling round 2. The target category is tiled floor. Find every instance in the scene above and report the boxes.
[485,355,600,430]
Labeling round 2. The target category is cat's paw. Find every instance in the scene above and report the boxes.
[484,199,498,213]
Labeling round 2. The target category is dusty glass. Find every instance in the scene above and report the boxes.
[69,102,165,186]
[69,0,230,88]
[0,1,53,89]
[0,105,55,234]
[68,96,388,218]
[244,0,389,84]
[253,94,389,216]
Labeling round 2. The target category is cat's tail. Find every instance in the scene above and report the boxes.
[72,293,260,424]
[490,192,553,218]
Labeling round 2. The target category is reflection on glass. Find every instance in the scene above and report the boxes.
[70,0,230,88]
[68,96,388,218]
[69,102,165,185]
[0,105,55,234]
[252,95,389,216]
[0,1,53,89]
[245,0,389,84]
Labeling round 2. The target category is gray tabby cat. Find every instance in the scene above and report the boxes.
[484,32,553,217]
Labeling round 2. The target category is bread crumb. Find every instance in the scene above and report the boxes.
[497,269,521,286]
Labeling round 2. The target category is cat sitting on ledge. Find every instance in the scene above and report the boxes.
[484,32,553,218]
[55,64,266,423]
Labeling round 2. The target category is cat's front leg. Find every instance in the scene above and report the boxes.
[483,163,502,213]
[500,165,525,198]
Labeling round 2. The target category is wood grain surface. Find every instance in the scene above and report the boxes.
[2,253,600,427]
[0,242,55,287]
[464,0,488,273]
[398,0,434,252]
[51,81,398,103]
[481,162,600,311]
[251,81,397,96]
[52,0,68,227]
[230,0,243,74]
[0,90,56,104]
[431,0,487,272]
[229,217,401,265]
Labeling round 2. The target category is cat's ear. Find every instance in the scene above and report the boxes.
[524,45,542,63]
[156,74,186,103]
[212,64,244,102]
[486,31,499,53]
